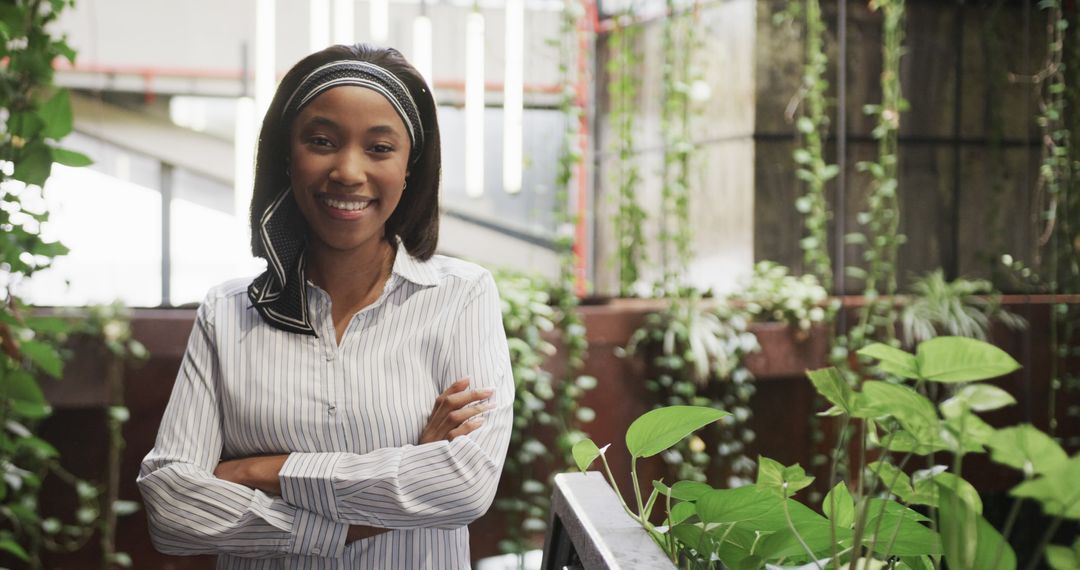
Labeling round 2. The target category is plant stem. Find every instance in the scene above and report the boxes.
[782,492,824,570]
[989,497,1024,570]
[630,457,646,519]
[827,417,852,570]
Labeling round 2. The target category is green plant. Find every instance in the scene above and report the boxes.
[728,261,831,334]
[492,270,593,555]
[573,337,1078,569]
[843,0,909,352]
[656,0,703,296]
[607,9,647,297]
[788,0,836,291]
[625,293,759,485]
[899,270,1027,347]
[0,0,106,566]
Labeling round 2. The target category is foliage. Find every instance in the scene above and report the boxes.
[625,293,759,484]
[0,1,124,567]
[899,270,1027,348]
[727,261,831,334]
[656,0,704,296]
[575,337,1078,569]
[492,270,593,555]
[845,0,909,352]
[607,10,647,297]
[786,0,836,291]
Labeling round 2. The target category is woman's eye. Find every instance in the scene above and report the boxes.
[308,136,334,148]
[371,144,394,154]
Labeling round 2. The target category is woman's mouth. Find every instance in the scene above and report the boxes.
[317,195,376,219]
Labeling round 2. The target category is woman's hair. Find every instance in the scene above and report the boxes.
[249,43,441,260]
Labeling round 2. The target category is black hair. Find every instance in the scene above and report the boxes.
[248,43,441,261]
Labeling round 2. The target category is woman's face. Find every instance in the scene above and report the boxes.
[288,85,411,255]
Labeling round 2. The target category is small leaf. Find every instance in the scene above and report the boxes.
[625,406,730,459]
[112,500,140,516]
[822,481,854,528]
[670,480,712,501]
[1010,455,1080,519]
[807,367,856,414]
[40,89,74,139]
[756,456,814,498]
[940,384,1016,418]
[916,337,1021,383]
[50,147,93,167]
[858,343,919,379]
[986,424,1067,476]
[669,501,695,525]
[571,439,601,472]
[20,340,63,378]
[0,538,29,561]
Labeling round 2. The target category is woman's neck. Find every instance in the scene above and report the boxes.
[305,237,396,311]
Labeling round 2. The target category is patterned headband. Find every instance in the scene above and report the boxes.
[282,60,425,164]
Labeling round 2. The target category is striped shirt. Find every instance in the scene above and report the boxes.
[137,241,513,569]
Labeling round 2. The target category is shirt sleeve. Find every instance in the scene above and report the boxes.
[277,270,514,529]
[136,295,349,559]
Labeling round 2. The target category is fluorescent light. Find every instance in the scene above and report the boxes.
[333,0,355,45]
[502,0,523,194]
[412,14,433,87]
[371,0,389,42]
[254,0,276,120]
[465,10,485,198]
[310,0,330,52]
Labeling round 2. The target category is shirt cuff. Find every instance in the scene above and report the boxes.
[287,506,348,558]
[279,452,345,520]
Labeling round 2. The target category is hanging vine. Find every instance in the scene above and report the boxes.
[791,0,836,292]
[1029,0,1078,440]
[607,8,647,297]
[845,0,908,353]
[657,0,703,297]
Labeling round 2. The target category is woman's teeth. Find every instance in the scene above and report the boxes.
[321,197,373,211]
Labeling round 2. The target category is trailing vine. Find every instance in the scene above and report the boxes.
[790,0,836,292]
[657,0,703,297]
[625,293,759,485]
[607,8,647,297]
[0,1,119,567]
[844,0,908,352]
[492,270,592,555]
[1030,0,1077,440]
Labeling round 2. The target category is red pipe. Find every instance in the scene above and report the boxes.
[572,0,599,297]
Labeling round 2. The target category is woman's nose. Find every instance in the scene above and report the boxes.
[328,147,368,186]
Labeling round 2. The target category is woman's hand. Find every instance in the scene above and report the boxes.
[419,377,494,444]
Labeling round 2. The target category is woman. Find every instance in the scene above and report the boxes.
[137,44,513,568]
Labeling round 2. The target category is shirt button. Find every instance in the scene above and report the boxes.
[312,547,322,555]
[328,405,336,416]
[325,350,335,361]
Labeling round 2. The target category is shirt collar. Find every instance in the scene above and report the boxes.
[391,237,440,287]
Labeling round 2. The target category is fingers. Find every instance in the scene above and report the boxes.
[448,402,496,425]
[445,386,494,409]
[447,414,487,440]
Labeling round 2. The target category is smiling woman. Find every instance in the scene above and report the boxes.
[136,44,514,569]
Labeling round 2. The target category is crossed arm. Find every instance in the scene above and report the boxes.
[137,274,513,559]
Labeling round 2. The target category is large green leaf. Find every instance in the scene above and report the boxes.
[756,501,848,561]
[938,485,1016,570]
[916,337,1021,383]
[40,89,73,139]
[625,406,730,458]
[858,343,919,379]
[571,438,602,472]
[868,461,915,502]
[1010,455,1080,520]
[669,501,695,525]
[807,367,857,414]
[986,424,1068,476]
[942,413,996,450]
[865,500,940,557]
[823,481,854,528]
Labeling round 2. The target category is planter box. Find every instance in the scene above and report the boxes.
[541,472,673,569]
